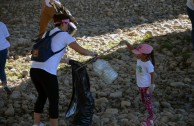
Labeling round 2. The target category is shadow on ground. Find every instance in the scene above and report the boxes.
[1,28,193,125]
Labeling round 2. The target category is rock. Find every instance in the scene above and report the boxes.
[10,91,21,100]
[109,91,122,98]
[4,106,15,116]
[121,101,131,108]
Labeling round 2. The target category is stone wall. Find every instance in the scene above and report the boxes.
[0,0,186,39]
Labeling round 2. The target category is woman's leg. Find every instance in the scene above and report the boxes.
[42,73,59,126]
[0,49,8,83]
[50,119,58,126]
[30,68,47,125]
[0,49,11,94]
[35,69,59,126]
[30,68,59,126]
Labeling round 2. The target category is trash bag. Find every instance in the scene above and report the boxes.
[65,60,94,126]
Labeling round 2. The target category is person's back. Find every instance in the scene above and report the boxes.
[0,22,10,50]
[31,27,75,75]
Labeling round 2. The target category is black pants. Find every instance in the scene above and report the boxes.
[30,68,59,118]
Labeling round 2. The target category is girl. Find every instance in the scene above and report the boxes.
[120,40,155,126]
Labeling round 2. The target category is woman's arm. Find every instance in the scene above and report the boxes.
[69,42,97,56]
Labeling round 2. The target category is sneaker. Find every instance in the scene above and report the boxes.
[39,122,44,126]
[142,119,154,126]
[32,122,44,126]
[3,86,12,94]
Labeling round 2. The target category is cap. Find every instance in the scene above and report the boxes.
[132,43,153,54]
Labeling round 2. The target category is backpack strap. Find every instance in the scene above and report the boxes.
[49,30,67,54]
[45,31,51,37]
[53,45,67,54]
[50,30,63,37]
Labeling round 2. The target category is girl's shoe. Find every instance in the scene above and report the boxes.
[142,119,154,126]
[32,122,44,126]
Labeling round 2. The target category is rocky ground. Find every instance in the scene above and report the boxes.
[0,0,194,126]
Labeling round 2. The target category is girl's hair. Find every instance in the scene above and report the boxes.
[53,14,69,27]
[149,50,155,66]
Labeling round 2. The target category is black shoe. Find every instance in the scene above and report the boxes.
[3,86,12,94]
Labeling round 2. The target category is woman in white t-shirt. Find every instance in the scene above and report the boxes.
[186,0,194,51]
[30,14,97,126]
[0,21,12,94]
[120,40,155,126]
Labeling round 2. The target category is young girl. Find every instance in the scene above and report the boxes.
[120,40,155,126]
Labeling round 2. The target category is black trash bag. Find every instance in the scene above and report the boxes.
[65,60,94,126]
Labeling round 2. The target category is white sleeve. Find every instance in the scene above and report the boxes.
[65,33,76,45]
[1,22,10,38]
[147,61,154,73]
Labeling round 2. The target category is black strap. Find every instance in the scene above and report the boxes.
[53,45,66,54]
[49,30,63,37]
[49,30,67,54]
[44,31,50,37]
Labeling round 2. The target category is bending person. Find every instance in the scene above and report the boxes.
[31,14,97,126]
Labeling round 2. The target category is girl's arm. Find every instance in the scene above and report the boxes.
[148,72,155,93]
[150,72,155,84]
[120,40,134,51]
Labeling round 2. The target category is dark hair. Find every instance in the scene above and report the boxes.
[53,14,70,27]
[149,50,155,66]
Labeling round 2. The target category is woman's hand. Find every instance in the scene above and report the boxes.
[62,58,70,64]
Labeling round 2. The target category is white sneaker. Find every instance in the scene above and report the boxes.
[32,122,44,126]
[39,122,44,126]
[142,119,154,126]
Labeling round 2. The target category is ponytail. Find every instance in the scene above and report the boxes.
[149,50,155,66]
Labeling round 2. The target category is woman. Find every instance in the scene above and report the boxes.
[30,14,97,126]
[0,21,12,94]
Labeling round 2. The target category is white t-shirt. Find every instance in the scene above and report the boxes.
[136,59,154,88]
[45,0,61,7]
[31,27,76,75]
[187,0,194,10]
[0,22,10,51]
